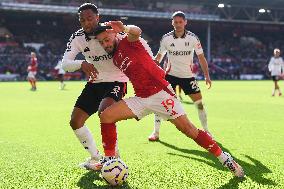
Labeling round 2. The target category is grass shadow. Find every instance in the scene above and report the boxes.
[77,171,132,189]
[157,140,277,189]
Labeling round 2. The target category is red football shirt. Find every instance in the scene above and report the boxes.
[113,37,170,98]
[29,57,38,72]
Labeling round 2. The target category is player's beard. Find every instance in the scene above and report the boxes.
[107,40,118,55]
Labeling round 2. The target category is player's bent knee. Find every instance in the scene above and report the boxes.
[100,110,114,123]
[69,118,83,130]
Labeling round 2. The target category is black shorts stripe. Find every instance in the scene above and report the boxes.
[165,74,200,95]
[75,82,127,116]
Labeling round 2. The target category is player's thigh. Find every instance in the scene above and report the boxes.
[70,107,90,129]
[180,78,202,102]
[150,87,185,120]
[98,97,116,115]
[100,100,137,123]
[75,83,103,116]
[165,75,178,92]
[170,115,199,139]
[98,82,127,114]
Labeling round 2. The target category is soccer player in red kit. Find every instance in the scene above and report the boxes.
[94,21,244,178]
[27,52,38,91]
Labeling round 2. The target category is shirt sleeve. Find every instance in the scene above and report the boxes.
[61,34,84,72]
[193,35,204,55]
[157,37,167,58]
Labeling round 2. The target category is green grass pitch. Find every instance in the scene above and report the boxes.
[0,81,283,189]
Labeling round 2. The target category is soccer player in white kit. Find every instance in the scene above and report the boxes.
[149,11,212,141]
[268,48,284,96]
[61,3,128,170]
[54,59,66,90]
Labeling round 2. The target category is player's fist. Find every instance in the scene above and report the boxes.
[104,21,124,33]
[81,61,99,81]
[205,77,212,89]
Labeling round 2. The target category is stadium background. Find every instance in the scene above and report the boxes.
[0,0,284,81]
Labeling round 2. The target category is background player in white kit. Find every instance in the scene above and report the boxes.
[54,59,66,90]
[149,11,212,141]
[61,3,128,170]
[268,48,284,96]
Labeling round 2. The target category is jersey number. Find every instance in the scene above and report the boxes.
[161,99,177,116]
[190,80,199,91]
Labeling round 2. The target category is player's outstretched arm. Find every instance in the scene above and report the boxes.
[197,53,212,89]
[104,21,141,42]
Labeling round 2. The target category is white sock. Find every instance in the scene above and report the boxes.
[153,114,161,135]
[217,151,227,164]
[272,89,276,95]
[74,125,100,159]
[195,100,209,132]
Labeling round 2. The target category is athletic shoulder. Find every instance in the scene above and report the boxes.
[161,31,174,40]
[186,30,200,41]
[69,29,86,41]
[66,29,86,52]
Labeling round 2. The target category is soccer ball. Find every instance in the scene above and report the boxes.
[101,158,129,186]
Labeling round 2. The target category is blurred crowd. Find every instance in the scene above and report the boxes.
[1,2,283,81]
[2,0,209,14]
[1,32,280,81]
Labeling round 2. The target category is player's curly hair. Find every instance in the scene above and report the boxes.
[78,3,98,14]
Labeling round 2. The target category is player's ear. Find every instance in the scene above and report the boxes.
[184,19,188,26]
[95,14,99,22]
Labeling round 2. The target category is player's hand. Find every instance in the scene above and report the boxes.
[104,21,124,33]
[205,77,212,89]
[154,59,160,65]
[81,61,99,81]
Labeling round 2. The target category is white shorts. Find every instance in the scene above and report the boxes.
[27,71,37,79]
[123,85,186,120]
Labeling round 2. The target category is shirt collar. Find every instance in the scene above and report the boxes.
[173,30,187,39]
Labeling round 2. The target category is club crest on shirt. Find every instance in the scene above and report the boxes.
[111,86,121,97]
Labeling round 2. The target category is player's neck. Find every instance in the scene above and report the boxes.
[174,30,185,38]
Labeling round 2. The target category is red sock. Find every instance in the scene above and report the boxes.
[194,129,222,157]
[101,123,117,156]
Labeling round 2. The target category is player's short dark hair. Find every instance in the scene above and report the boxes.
[93,24,112,36]
[78,3,98,14]
[172,11,186,20]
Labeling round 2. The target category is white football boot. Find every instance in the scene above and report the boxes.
[148,132,159,141]
[79,156,102,171]
[94,156,116,171]
[221,152,245,178]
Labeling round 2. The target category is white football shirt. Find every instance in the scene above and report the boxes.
[62,29,129,83]
[158,30,204,78]
[268,56,284,76]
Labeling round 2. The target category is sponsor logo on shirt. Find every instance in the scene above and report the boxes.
[88,54,113,62]
[168,50,191,56]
